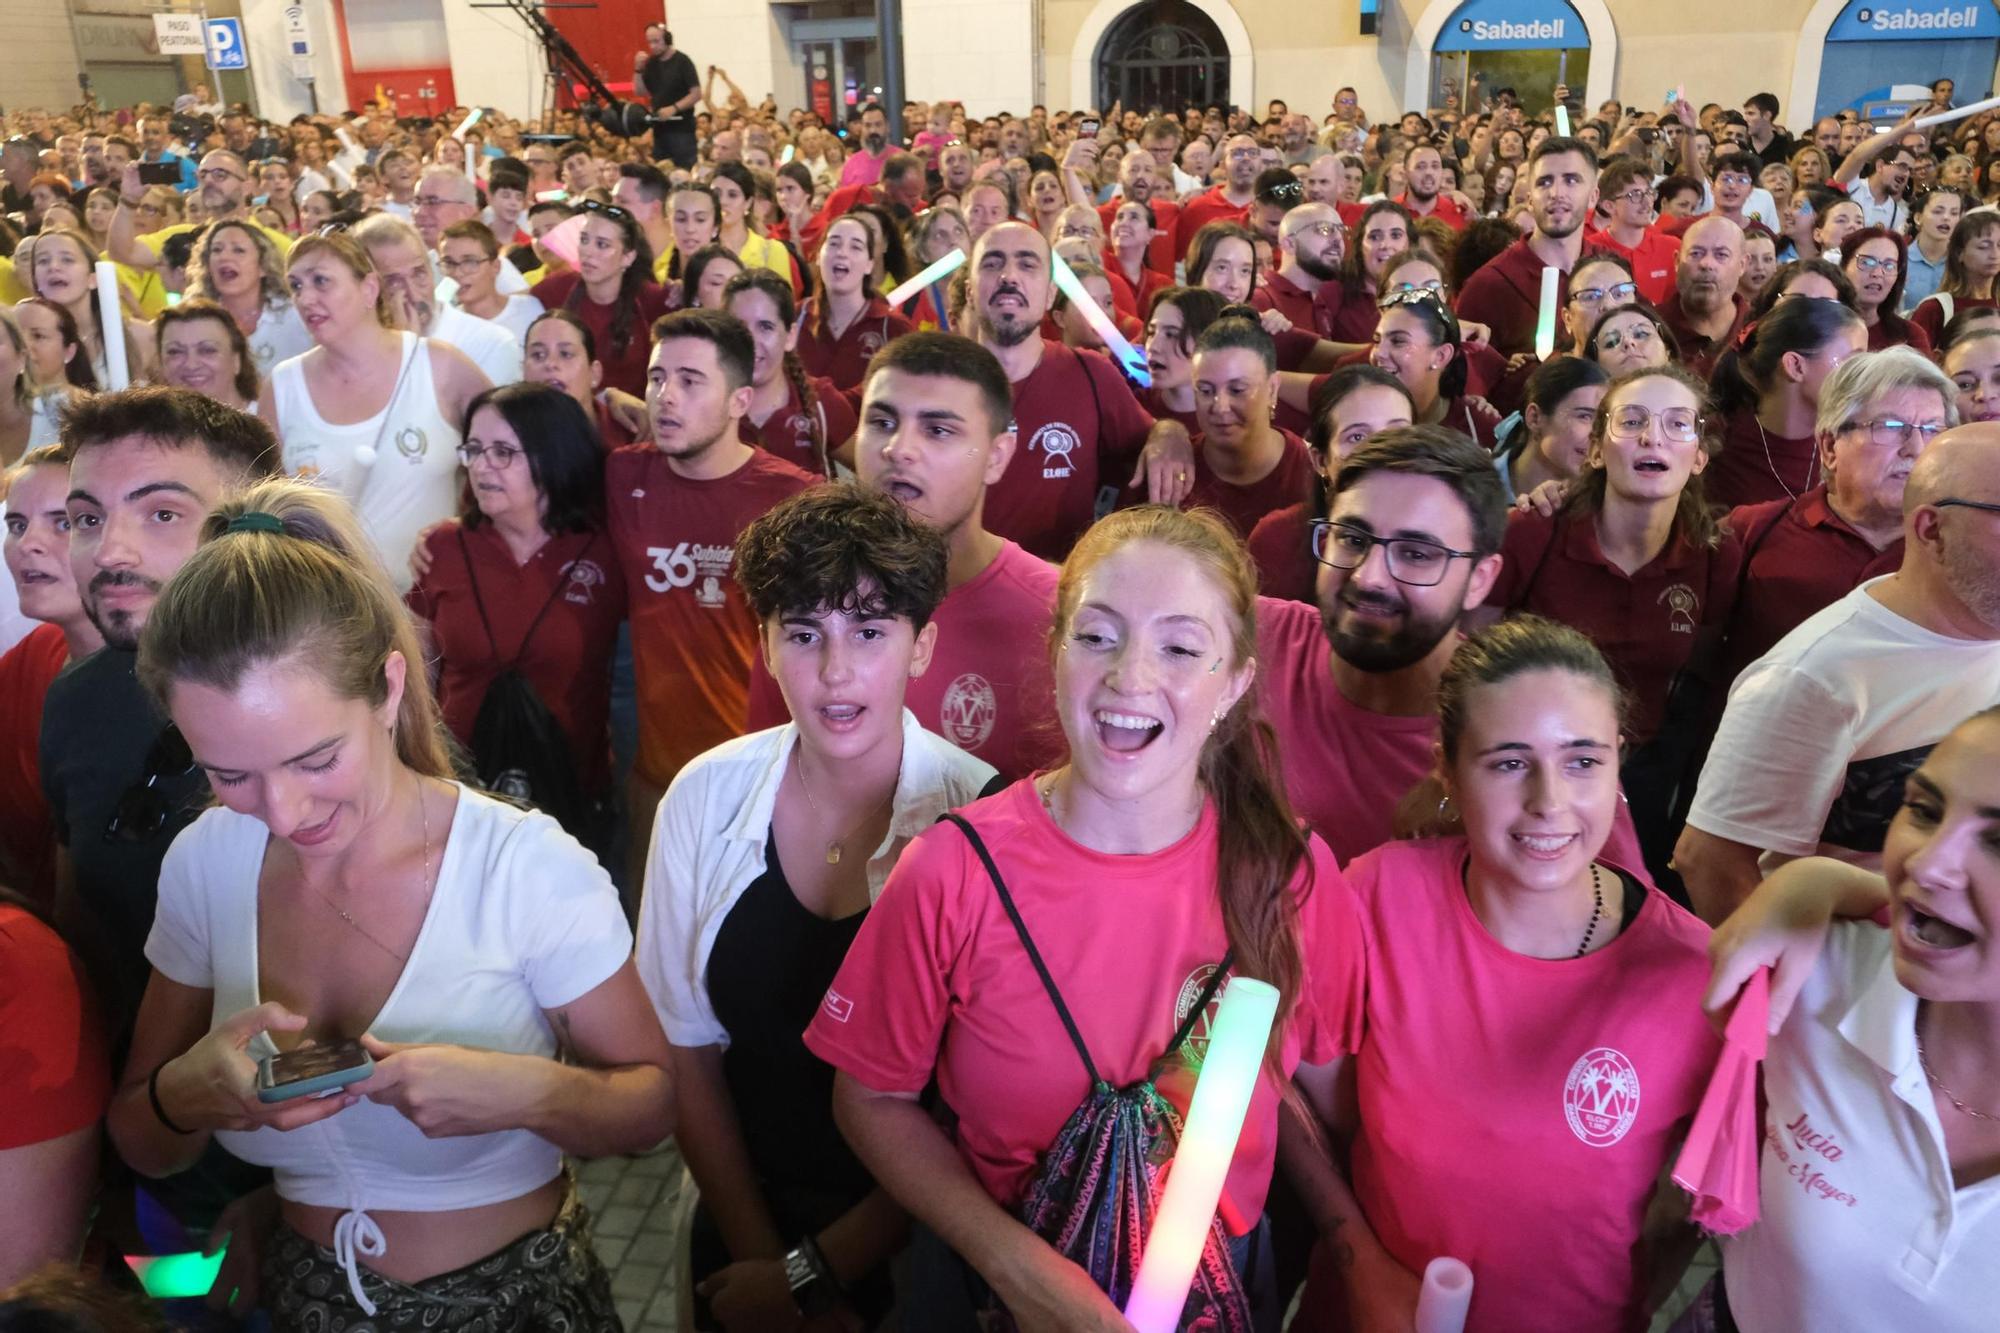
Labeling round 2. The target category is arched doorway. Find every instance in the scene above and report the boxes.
[1095,1,1230,112]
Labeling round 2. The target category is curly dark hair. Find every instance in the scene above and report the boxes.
[736,481,950,630]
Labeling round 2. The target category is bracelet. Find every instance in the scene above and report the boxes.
[148,1061,197,1135]
[798,1233,846,1300]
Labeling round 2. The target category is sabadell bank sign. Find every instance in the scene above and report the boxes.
[1462,17,1565,39]
[1433,1,1584,50]
[1829,1,2000,40]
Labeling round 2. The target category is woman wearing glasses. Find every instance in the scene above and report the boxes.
[1707,296,1868,509]
[1483,365,1743,883]
[1291,616,1716,1331]
[407,382,624,847]
[440,220,544,345]
[1564,253,1641,351]
[529,200,670,399]
[1583,302,1678,375]
[1368,287,1500,448]
[186,220,313,378]
[1841,226,1930,354]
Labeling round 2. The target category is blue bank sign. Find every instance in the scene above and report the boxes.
[1828,1,2000,40]
[1435,0,1586,51]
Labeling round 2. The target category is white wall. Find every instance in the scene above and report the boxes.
[4,0,84,109]
[669,3,790,117]
[439,0,546,116]
[243,0,350,121]
[905,0,1037,118]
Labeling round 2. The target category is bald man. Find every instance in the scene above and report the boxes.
[1097,149,1180,274]
[1256,201,1345,332]
[963,220,1192,558]
[1678,422,2000,921]
[1175,132,1262,260]
[1661,215,1747,378]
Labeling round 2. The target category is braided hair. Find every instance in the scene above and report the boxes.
[723,267,830,477]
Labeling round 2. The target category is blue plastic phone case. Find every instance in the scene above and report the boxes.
[255,1048,375,1104]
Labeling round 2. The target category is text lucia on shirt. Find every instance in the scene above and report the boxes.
[1764,1111,1860,1209]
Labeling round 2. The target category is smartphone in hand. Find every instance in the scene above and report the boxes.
[256,1039,374,1103]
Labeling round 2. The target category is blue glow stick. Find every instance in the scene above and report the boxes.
[885,247,966,308]
[1050,250,1150,386]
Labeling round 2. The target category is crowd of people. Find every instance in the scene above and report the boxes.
[2,34,1998,1333]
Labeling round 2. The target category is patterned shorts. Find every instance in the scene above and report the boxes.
[261,1186,621,1332]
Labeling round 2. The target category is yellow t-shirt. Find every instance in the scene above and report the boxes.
[0,257,28,306]
[140,218,295,262]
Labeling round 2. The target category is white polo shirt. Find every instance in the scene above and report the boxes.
[1845,177,1910,233]
[1720,922,2000,1331]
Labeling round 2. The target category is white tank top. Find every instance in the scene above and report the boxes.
[245,300,314,379]
[271,333,461,591]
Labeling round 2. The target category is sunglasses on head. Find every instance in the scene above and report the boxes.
[576,198,633,224]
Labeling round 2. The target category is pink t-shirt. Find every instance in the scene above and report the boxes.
[804,778,1368,1233]
[745,540,1063,781]
[1344,839,1718,1332]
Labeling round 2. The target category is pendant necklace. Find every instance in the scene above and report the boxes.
[794,747,893,865]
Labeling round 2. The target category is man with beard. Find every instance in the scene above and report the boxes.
[964,222,1194,559]
[1255,201,1345,333]
[1677,423,2000,923]
[107,149,291,273]
[746,332,1062,780]
[1097,150,1179,275]
[1832,109,1922,232]
[354,214,522,387]
[607,309,816,897]
[838,102,894,188]
[1175,132,1262,260]
[1660,216,1748,379]
[1396,143,1468,231]
[1456,137,1599,355]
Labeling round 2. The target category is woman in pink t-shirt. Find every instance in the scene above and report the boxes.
[1284,616,1720,1333]
[805,506,1368,1329]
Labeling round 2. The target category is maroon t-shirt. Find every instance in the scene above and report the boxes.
[1721,487,1902,685]
[1313,282,1381,345]
[1488,509,1743,745]
[1658,289,1746,381]
[530,271,673,399]
[1707,406,1818,511]
[408,522,627,793]
[1247,501,1318,604]
[1187,428,1316,541]
[796,296,916,393]
[738,372,857,474]
[1254,272,1319,330]
[1910,294,1997,347]
[986,340,1157,560]
[1456,237,1568,358]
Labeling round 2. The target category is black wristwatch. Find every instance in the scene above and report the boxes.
[783,1242,834,1317]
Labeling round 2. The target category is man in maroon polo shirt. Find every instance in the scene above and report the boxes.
[1720,347,1953,684]
[1253,201,1344,333]
[1396,144,1469,231]
[1456,136,1600,355]
[1176,132,1261,260]
[1584,157,1680,304]
[1660,216,1748,379]
[968,221,1194,559]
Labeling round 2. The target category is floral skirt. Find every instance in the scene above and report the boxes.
[261,1185,620,1332]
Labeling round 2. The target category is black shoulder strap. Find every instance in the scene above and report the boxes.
[458,528,599,671]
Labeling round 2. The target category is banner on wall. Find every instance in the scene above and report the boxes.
[1827,1,2000,40]
[1433,0,1586,51]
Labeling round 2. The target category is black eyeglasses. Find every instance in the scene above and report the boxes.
[1935,497,2000,516]
[1309,520,1478,587]
[104,726,198,844]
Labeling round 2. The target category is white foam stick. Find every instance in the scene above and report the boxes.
[884,248,966,308]
[1415,1257,1474,1333]
[94,262,130,390]
[1914,93,2000,130]
[452,108,485,141]
[464,141,477,179]
[1554,104,1571,138]
[1535,265,1560,362]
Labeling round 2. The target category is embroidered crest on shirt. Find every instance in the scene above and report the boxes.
[939,673,997,749]
[1659,583,1699,634]
[1173,963,1227,1067]
[1563,1047,1641,1147]
[857,329,886,356]
[1030,422,1081,479]
[396,425,428,460]
[562,558,606,605]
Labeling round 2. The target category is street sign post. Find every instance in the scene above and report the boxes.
[205,17,247,71]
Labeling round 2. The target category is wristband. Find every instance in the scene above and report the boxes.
[149,1061,197,1135]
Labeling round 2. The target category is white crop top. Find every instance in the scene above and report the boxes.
[146,784,631,1309]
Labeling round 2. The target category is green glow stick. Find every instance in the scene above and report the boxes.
[1554,104,1571,138]
[126,1247,226,1299]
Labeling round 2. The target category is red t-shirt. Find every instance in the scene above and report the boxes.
[1488,510,1742,746]
[796,296,915,394]
[745,540,1063,782]
[1910,294,1997,347]
[737,373,856,474]
[1097,196,1181,275]
[1175,187,1251,260]
[1187,428,1316,541]
[803,779,1368,1234]
[1139,387,1199,435]
[605,445,817,786]
[1583,227,1680,306]
[1707,406,1817,511]
[1343,838,1718,1333]
[530,271,674,399]
[593,399,636,452]
[1456,238,1567,358]
[406,523,627,794]
[1253,271,1319,331]
[986,340,1157,561]
[1722,486,1901,685]
[0,903,110,1149]
[0,625,68,906]
[1395,192,1469,231]
[1247,502,1318,604]
[1658,289,1746,382]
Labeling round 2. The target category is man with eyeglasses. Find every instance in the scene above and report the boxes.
[1832,108,1923,232]
[1679,421,2000,924]
[40,387,282,1257]
[1174,132,1261,262]
[1458,136,1600,356]
[1584,159,1679,304]
[1256,201,1344,334]
[107,149,291,276]
[352,213,522,387]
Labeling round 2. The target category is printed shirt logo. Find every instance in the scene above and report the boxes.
[939,673,997,749]
[562,558,607,605]
[821,990,853,1022]
[1172,963,1227,1068]
[395,425,429,460]
[1660,582,1699,634]
[643,541,736,600]
[1563,1047,1642,1147]
[1030,421,1081,479]
[856,329,886,355]
[1766,1108,1861,1207]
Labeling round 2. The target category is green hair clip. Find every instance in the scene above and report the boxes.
[224,511,285,535]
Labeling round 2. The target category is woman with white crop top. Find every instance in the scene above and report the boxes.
[262,232,488,590]
[105,478,673,1329]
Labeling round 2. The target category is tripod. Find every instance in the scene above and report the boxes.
[472,0,655,135]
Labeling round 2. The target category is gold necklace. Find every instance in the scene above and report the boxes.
[794,747,893,865]
[1916,1007,2000,1122]
[309,779,433,963]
